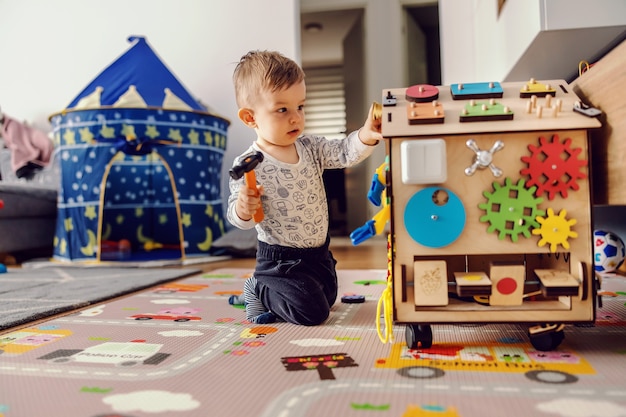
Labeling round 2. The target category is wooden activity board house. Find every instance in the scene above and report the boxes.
[380,79,601,351]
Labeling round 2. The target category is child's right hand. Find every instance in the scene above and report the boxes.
[358,102,383,146]
[235,185,264,221]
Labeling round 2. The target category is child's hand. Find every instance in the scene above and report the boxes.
[235,185,264,221]
[358,102,383,146]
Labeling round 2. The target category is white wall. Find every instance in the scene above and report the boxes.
[439,0,626,84]
[438,0,543,84]
[5,0,622,232]
[0,0,300,223]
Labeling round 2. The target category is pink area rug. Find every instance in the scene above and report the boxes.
[0,268,624,417]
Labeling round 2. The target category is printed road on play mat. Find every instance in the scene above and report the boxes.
[0,268,624,417]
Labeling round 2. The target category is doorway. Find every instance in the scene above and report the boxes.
[299,4,441,236]
[301,9,364,236]
[405,3,441,86]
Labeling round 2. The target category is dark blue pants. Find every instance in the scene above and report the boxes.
[254,237,338,326]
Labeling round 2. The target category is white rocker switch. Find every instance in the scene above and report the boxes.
[401,139,447,184]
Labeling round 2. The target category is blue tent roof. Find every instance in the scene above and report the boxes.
[65,36,207,112]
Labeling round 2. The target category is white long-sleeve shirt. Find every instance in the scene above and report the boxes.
[227,131,374,248]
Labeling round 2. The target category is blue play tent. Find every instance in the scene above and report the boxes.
[49,36,229,263]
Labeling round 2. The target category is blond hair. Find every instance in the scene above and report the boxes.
[233,50,305,108]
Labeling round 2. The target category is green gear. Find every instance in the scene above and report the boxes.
[478,177,545,242]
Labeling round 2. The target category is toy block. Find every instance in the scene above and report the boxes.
[405,84,439,103]
[454,272,492,297]
[520,78,557,98]
[413,260,449,306]
[450,82,503,100]
[488,263,525,306]
[460,99,513,122]
[406,100,445,125]
[534,269,580,297]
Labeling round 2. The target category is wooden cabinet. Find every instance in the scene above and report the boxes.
[571,39,626,205]
[382,79,601,350]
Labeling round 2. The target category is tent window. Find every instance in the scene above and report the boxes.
[303,66,346,139]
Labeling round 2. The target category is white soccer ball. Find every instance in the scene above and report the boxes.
[594,229,626,273]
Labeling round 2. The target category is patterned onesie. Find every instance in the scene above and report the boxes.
[227,131,375,324]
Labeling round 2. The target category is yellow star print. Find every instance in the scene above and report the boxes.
[84,205,97,220]
[100,124,115,138]
[145,125,160,139]
[121,124,137,140]
[64,217,74,232]
[59,238,67,255]
[79,127,94,143]
[181,212,191,227]
[62,129,76,146]
[168,128,183,142]
[203,131,214,146]
[188,129,200,145]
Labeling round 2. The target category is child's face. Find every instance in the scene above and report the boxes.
[248,80,306,147]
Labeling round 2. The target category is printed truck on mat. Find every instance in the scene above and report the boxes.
[376,342,595,383]
[37,341,171,367]
[152,283,209,294]
[128,307,202,322]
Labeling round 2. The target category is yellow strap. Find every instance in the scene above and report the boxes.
[376,283,394,343]
[376,233,394,343]
[578,60,590,76]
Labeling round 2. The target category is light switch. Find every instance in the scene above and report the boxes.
[401,139,447,184]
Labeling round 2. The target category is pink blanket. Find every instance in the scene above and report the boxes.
[1,115,53,177]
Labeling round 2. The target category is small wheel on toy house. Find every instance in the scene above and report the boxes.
[528,323,565,351]
[405,324,433,349]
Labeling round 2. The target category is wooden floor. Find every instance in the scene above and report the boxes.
[193,236,389,272]
[1,236,389,271]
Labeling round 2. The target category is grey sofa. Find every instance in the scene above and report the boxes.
[0,147,59,254]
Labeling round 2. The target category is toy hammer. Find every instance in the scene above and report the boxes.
[229,151,264,222]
